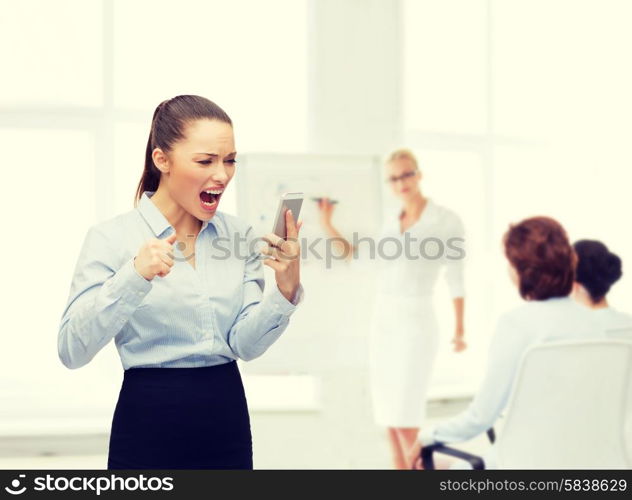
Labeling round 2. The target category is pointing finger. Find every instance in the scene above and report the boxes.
[164,232,177,244]
[285,209,298,239]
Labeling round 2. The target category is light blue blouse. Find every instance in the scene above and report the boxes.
[418,297,605,448]
[58,190,304,370]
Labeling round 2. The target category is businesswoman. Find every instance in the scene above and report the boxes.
[407,216,605,469]
[317,149,466,469]
[572,239,632,335]
[58,95,304,469]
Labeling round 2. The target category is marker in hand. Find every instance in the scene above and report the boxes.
[311,197,338,205]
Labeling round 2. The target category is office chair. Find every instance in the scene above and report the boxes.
[421,339,632,469]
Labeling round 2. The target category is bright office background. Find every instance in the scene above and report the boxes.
[1,0,632,468]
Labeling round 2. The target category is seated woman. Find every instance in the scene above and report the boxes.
[572,239,632,337]
[407,216,604,469]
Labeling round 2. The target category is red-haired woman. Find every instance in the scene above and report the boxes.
[408,216,604,469]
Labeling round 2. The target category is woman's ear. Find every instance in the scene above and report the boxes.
[152,148,170,174]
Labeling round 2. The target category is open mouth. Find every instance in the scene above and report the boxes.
[200,190,223,208]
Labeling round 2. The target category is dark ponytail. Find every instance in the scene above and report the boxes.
[134,95,233,207]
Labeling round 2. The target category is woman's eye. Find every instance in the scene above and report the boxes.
[197,159,236,166]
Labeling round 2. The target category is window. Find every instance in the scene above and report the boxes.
[403,0,487,135]
[0,0,103,107]
[112,0,308,153]
[404,0,632,394]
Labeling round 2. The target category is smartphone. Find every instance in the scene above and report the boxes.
[272,192,303,238]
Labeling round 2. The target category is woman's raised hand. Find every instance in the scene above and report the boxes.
[260,209,303,303]
[317,197,336,228]
[133,232,177,281]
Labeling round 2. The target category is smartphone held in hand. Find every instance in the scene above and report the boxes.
[272,192,303,238]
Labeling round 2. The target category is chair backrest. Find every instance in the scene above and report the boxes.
[606,327,632,339]
[496,339,632,469]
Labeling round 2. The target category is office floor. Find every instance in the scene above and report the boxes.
[0,367,490,469]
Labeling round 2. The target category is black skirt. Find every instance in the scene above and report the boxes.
[107,360,252,469]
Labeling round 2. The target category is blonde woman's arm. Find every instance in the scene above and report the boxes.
[317,197,354,261]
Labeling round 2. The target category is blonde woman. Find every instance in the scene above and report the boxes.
[317,149,466,469]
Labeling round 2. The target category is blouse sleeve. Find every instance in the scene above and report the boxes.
[418,313,527,446]
[57,226,153,369]
[226,225,304,361]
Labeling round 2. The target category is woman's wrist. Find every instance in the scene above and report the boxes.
[279,283,299,303]
[321,221,334,233]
